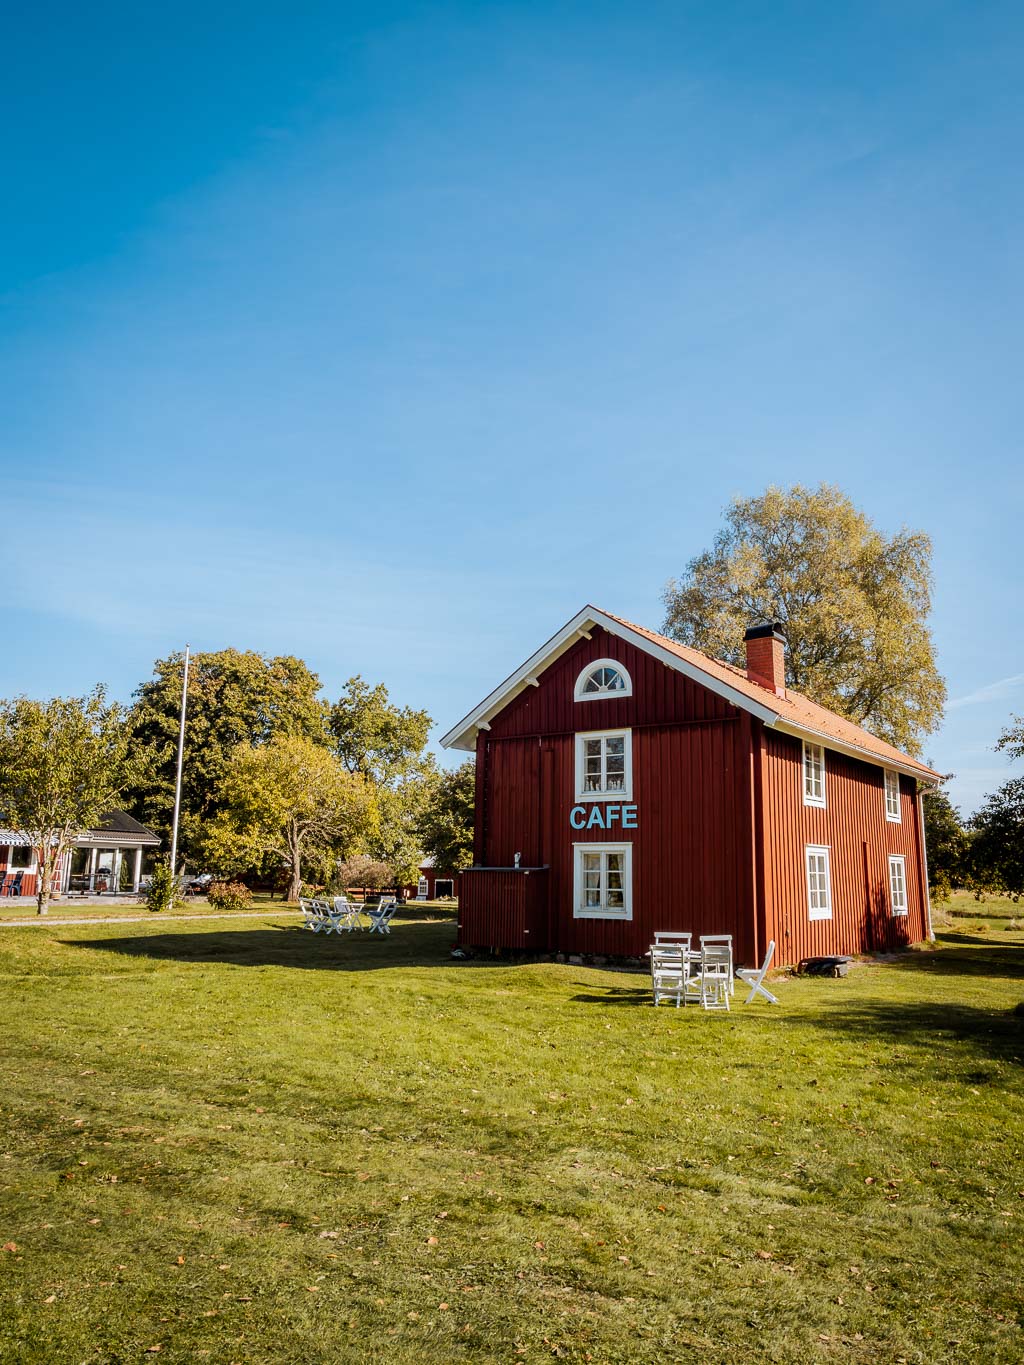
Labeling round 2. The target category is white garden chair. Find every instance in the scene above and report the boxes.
[366,897,398,935]
[300,898,331,933]
[650,937,690,1007]
[691,935,733,1011]
[736,940,779,1005]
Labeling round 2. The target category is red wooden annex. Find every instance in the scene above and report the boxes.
[441,607,940,968]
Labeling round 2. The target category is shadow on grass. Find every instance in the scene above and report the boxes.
[61,919,464,972]
[570,984,650,1007]
[890,936,1024,980]
[794,999,1024,1068]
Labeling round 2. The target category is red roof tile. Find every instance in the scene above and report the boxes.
[601,609,941,781]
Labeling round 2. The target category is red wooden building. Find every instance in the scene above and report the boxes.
[441,607,940,967]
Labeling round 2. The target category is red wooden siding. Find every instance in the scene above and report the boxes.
[757,727,929,964]
[472,627,757,960]
[459,868,548,949]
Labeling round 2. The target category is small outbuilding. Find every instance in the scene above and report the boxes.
[0,811,161,898]
[441,606,940,967]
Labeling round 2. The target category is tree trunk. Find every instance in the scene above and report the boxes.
[287,826,303,903]
[36,845,52,916]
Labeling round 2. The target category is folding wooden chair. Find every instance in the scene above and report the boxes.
[300,898,330,932]
[736,941,778,1004]
[366,898,398,935]
[650,937,690,1007]
[692,936,733,1011]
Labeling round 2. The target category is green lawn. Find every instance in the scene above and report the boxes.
[1,916,1021,1363]
[0,894,458,922]
[937,891,1022,930]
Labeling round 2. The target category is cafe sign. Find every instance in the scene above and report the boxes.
[569,803,637,830]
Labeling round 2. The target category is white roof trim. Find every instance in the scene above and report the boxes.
[772,720,938,785]
[440,606,780,750]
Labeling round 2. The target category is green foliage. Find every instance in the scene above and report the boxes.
[329,676,431,785]
[416,759,475,872]
[0,688,137,914]
[123,649,328,861]
[206,880,253,911]
[144,860,181,913]
[995,714,1024,760]
[921,782,970,902]
[662,483,946,755]
[211,734,377,902]
[968,778,1024,900]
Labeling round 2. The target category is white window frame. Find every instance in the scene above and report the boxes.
[884,769,901,823]
[434,879,454,899]
[574,728,633,802]
[573,842,633,920]
[888,855,908,916]
[574,659,633,702]
[805,844,833,921]
[802,741,826,808]
[7,844,37,873]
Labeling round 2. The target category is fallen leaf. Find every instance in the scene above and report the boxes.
[2,1243,17,1253]
[426,1236,439,1246]
[756,1250,773,1260]
[439,1303,449,1311]
[44,1294,56,1304]
[175,1256,185,1265]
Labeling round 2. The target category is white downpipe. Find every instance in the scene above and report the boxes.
[169,645,191,876]
[918,790,935,942]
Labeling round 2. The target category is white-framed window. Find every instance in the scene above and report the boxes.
[574,728,632,801]
[805,844,832,921]
[573,843,632,920]
[884,769,901,822]
[888,855,908,916]
[803,741,826,808]
[574,659,633,701]
[9,845,36,871]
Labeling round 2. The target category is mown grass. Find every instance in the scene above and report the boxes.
[0,915,1021,1364]
[937,891,1022,930]
[0,895,457,922]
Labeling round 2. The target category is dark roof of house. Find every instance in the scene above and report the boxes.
[89,811,161,843]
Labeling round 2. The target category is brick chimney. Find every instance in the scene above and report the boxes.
[744,623,787,697]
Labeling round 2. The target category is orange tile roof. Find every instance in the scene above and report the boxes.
[601,608,941,781]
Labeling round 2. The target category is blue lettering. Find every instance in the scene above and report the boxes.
[622,804,638,828]
[569,805,586,829]
[605,804,621,826]
[587,805,606,830]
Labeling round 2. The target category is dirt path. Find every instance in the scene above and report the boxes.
[0,910,302,929]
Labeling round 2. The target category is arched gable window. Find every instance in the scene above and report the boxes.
[574,659,633,701]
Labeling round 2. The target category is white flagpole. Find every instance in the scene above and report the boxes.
[169,644,191,875]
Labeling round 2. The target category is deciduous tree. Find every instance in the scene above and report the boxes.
[662,484,945,755]
[968,780,1024,900]
[0,689,137,914]
[208,735,375,902]
[328,677,431,785]
[125,649,328,860]
[416,761,475,873]
[921,782,970,902]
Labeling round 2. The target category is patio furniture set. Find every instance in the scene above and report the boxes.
[2,871,25,897]
[299,895,398,936]
[649,933,778,1011]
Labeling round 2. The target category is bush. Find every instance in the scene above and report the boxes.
[207,881,253,911]
[145,861,181,914]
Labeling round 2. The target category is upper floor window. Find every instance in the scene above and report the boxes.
[884,769,901,822]
[574,659,633,701]
[888,855,908,916]
[574,728,633,801]
[803,741,826,808]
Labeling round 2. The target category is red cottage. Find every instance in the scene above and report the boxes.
[440,607,940,968]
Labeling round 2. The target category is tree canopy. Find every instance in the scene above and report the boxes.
[417,760,475,872]
[206,734,376,902]
[124,649,327,861]
[328,676,432,786]
[662,484,945,755]
[0,689,137,914]
[921,783,969,902]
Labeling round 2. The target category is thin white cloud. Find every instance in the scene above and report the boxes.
[947,674,1024,710]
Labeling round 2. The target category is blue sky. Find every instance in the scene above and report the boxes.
[2,1,1021,814]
